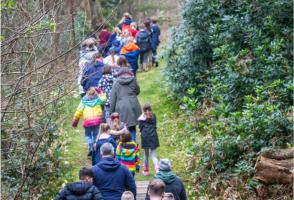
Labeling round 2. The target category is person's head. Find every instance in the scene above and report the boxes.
[100,142,115,158]
[101,24,108,30]
[120,131,132,143]
[100,123,110,134]
[144,20,151,31]
[121,191,134,200]
[103,65,112,74]
[130,22,137,29]
[79,167,94,183]
[117,55,129,67]
[109,47,116,55]
[113,27,122,35]
[143,103,153,119]
[111,112,120,123]
[151,16,158,24]
[81,38,97,52]
[148,179,166,199]
[158,159,172,172]
[86,87,98,97]
[162,193,175,200]
[126,36,134,44]
[123,12,132,19]
[139,23,146,30]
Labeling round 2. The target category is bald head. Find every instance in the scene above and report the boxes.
[100,143,114,157]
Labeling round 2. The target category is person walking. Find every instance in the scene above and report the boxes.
[72,87,106,156]
[55,167,103,200]
[138,103,159,176]
[92,143,136,200]
[136,24,152,71]
[109,63,141,142]
[150,16,161,67]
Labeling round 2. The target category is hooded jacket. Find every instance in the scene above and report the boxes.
[72,94,106,128]
[136,30,152,52]
[109,75,141,127]
[120,43,140,74]
[138,113,159,149]
[116,141,140,173]
[151,171,187,200]
[55,182,103,200]
[81,61,104,92]
[92,157,136,200]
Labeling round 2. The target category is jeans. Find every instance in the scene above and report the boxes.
[128,126,136,142]
[85,126,99,151]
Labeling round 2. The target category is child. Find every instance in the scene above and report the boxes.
[55,167,103,200]
[116,131,140,176]
[109,112,128,143]
[98,65,114,123]
[121,191,135,200]
[72,87,106,156]
[138,103,160,176]
[147,179,166,200]
[162,193,175,200]
[92,123,117,165]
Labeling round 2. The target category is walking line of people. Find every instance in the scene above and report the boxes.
[55,12,186,200]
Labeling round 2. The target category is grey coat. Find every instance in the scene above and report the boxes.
[110,76,141,127]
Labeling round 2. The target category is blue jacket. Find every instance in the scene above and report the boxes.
[92,157,136,200]
[81,61,104,92]
[122,50,140,74]
[151,24,161,49]
[92,137,117,165]
[136,30,152,52]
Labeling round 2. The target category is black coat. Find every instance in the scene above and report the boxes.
[139,114,159,149]
[55,182,103,200]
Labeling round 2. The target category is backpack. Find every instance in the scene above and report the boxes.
[136,31,151,52]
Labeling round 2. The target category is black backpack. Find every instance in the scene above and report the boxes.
[136,31,152,52]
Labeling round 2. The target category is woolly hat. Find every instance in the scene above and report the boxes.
[159,159,172,171]
[124,17,132,25]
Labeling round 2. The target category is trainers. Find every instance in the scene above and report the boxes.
[87,151,92,157]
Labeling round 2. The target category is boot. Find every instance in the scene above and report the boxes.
[142,164,150,176]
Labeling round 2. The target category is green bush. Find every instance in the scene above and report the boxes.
[163,0,293,198]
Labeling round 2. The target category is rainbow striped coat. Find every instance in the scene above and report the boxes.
[116,142,140,173]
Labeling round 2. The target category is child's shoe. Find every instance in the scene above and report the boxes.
[142,165,150,176]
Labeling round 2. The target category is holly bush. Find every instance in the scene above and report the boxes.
[163,0,293,198]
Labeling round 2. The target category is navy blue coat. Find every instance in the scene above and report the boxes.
[122,50,140,75]
[81,61,104,92]
[136,30,152,52]
[151,24,160,50]
[92,157,136,200]
[92,137,117,166]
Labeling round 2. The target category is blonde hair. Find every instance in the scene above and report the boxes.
[113,27,121,35]
[86,87,97,97]
[121,191,134,200]
[100,123,110,133]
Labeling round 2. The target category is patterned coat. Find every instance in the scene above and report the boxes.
[116,141,140,173]
[98,74,114,106]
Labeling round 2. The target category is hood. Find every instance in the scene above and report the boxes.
[112,40,120,47]
[82,96,100,107]
[98,157,120,172]
[124,17,132,25]
[119,142,138,156]
[120,43,140,54]
[117,76,135,85]
[66,182,92,195]
[154,171,177,184]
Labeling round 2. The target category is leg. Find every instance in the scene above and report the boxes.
[128,126,136,142]
[151,149,159,172]
[143,148,150,176]
[85,127,93,154]
[92,126,99,144]
[142,52,148,71]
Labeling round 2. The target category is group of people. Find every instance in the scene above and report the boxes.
[55,12,186,200]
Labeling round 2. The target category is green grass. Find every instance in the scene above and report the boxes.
[56,63,186,184]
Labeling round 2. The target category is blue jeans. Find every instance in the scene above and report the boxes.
[85,126,99,151]
[128,126,136,142]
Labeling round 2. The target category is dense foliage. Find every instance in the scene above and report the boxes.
[163,0,293,198]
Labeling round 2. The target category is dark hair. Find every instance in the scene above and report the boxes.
[121,131,132,143]
[103,65,112,74]
[143,103,152,112]
[139,23,146,29]
[151,16,158,23]
[117,55,130,67]
[100,123,110,133]
[79,167,94,180]
[144,20,151,31]
[148,179,166,197]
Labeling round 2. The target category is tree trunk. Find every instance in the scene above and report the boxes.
[255,149,294,185]
[88,0,104,30]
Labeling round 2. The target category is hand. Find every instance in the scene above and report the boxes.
[72,121,78,128]
[95,87,102,94]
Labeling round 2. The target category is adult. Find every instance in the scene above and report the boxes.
[151,16,161,67]
[103,48,119,67]
[136,23,152,71]
[92,143,136,200]
[146,179,166,200]
[80,54,104,94]
[130,22,139,38]
[55,167,103,200]
[109,58,141,141]
[118,12,133,32]
[106,27,121,55]
[120,37,140,75]
[148,159,187,200]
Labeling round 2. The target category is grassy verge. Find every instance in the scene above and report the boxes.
[54,62,188,188]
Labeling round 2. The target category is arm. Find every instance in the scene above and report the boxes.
[72,103,84,127]
[135,145,140,172]
[116,143,121,161]
[134,78,140,95]
[125,169,136,198]
[109,84,117,114]
[54,188,66,200]
[92,186,104,200]
[110,127,128,136]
